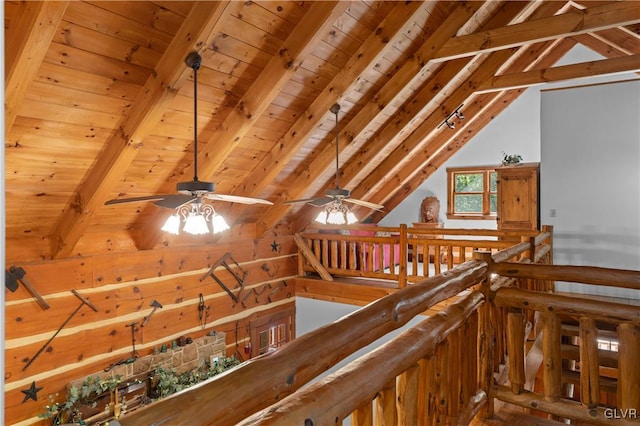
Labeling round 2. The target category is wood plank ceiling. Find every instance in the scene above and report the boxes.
[5,1,640,262]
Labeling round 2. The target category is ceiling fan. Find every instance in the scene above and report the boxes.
[284,103,383,224]
[105,51,273,212]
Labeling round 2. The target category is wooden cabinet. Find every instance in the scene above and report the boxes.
[496,162,539,231]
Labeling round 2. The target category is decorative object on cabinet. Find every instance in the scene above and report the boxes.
[501,152,523,165]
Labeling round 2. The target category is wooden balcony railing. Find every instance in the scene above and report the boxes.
[295,224,550,287]
[120,226,640,426]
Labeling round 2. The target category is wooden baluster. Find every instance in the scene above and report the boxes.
[434,339,450,425]
[579,317,600,408]
[313,239,321,264]
[542,312,562,402]
[507,308,525,394]
[618,322,640,411]
[321,239,329,267]
[397,364,419,426]
[340,239,347,269]
[434,246,441,275]
[447,332,460,423]
[398,224,407,288]
[375,378,397,426]
[330,240,338,268]
[352,400,373,426]
[416,358,429,426]
[447,245,454,269]
[349,240,357,270]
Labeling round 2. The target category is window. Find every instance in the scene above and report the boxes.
[447,166,497,219]
[250,307,295,357]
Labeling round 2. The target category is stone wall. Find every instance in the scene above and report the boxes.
[69,332,226,390]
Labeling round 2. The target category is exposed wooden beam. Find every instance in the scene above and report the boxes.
[135,1,348,249]
[572,33,635,59]
[49,2,232,259]
[285,1,560,231]
[370,39,577,222]
[257,1,492,234]
[477,54,640,93]
[435,1,640,61]
[5,1,68,135]
[232,0,426,204]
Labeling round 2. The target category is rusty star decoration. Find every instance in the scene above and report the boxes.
[270,240,280,253]
[21,381,43,403]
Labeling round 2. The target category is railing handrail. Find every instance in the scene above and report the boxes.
[120,260,488,426]
[239,291,486,425]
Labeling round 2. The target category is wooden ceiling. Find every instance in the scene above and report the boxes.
[5,1,640,261]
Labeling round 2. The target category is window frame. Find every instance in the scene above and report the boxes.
[446,165,498,220]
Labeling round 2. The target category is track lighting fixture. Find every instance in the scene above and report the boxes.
[437,104,465,130]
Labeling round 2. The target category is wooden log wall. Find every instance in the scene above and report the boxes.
[4,234,297,425]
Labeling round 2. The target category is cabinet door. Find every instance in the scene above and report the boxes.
[497,164,539,231]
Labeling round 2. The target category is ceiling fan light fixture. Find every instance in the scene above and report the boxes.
[315,201,357,225]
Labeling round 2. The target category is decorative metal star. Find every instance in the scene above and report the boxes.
[21,381,43,403]
[270,240,280,252]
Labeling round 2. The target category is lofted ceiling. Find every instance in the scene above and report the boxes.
[4,1,640,262]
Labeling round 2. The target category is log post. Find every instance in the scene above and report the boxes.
[375,378,397,426]
[397,363,419,426]
[541,312,562,402]
[420,357,435,426]
[578,317,600,408]
[399,223,407,288]
[473,250,495,418]
[352,400,373,426]
[617,322,640,411]
[507,308,526,394]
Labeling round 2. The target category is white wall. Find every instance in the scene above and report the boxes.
[379,45,630,229]
[541,79,640,297]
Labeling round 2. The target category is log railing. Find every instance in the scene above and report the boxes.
[120,227,550,425]
[120,226,640,426]
[483,255,640,425]
[295,224,550,287]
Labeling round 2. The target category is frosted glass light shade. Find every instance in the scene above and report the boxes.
[211,213,230,233]
[161,214,180,235]
[183,213,209,235]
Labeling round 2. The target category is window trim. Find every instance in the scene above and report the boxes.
[446,165,498,220]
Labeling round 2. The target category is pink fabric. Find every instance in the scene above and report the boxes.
[349,227,400,271]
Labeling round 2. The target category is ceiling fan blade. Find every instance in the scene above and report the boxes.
[105,195,168,205]
[344,198,384,211]
[207,193,273,205]
[153,194,197,209]
[308,197,335,207]
[283,197,321,205]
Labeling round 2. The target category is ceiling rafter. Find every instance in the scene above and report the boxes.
[339,3,577,222]
[230,0,427,202]
[477,53,640,93]
[433,1,640,62]
[370,39,580,221]
[256,1,493,234]
[287,0,640,230]
[279,0,550,232]
[5,1,69,135]
[134,1,350,249]
[49,1,232,259]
